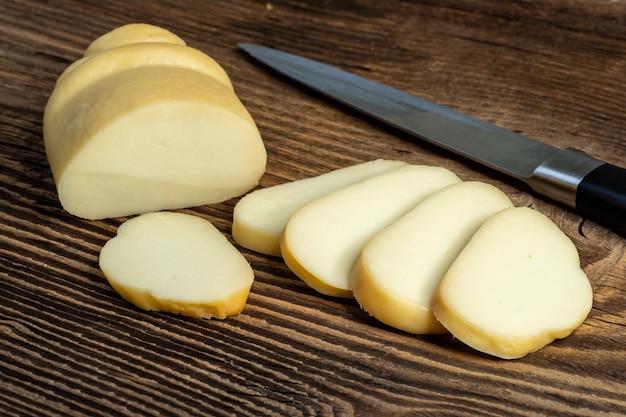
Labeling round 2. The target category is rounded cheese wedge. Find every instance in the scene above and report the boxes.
[280,165,461,297]
[99,211,255,319]
[232,159,408,256]
[431,207,593,359]
[43,24,266,219]
[350,181,514,334]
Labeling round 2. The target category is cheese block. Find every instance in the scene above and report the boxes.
[280,165,461,297]
[99,211,255,319]
[43,24,266,219]
[232,159,407,256]
[350,181,514,334]
[431,207,593,359]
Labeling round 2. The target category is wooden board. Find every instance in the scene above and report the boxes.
[1,0,625,415]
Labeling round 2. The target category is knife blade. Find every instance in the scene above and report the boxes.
[239,43,626,236]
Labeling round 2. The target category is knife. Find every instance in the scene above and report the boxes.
[238,43,626,236]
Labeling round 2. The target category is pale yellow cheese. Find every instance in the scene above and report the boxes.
[45,66,265,219]
[49,42,233,115]
[43,24,266,219]
[232,159,408,256]
[58,24,191,87]
[99,211,254,319]
[431,207,593,359]
[280,165,461,297]
[84,23,186,57]
[350,181,514,334]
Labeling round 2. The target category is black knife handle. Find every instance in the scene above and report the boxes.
[576,163,626,236]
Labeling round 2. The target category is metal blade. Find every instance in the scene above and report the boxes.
[239,43,558,180]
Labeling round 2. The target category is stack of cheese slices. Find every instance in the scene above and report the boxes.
[233,160,593,359]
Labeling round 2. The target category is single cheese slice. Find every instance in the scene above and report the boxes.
[232,159,408,256]
[280,165,461,297]
[84,23,186,57]
[350,181,514,334]
[431,207,593,359]
[99,211,255,319]
[44,66,266,219]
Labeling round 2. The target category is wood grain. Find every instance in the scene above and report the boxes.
[1,0,625,415]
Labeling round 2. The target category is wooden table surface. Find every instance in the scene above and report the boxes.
[2,1,625,415]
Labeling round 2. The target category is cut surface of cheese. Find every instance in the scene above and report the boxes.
[431,207,593,359]
[350,181,514,334]
[84,23,186,57]
[45,63,265,219]
[280,165,461,297]
[232,159,408,256]
[99,211,255,319]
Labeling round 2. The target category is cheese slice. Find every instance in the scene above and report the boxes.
[431,207,593,359]
[99,211,255,319]
[280,165,461,297]
[350,181,514,334]
[232,159,407,256]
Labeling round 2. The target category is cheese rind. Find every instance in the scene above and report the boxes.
[49,42,233,115]
[99,211,255,319]
[280,165,461,297]
[350,181,514,334]
[84,23,186,57]
[431,207,593,359]
[232,160,408,256]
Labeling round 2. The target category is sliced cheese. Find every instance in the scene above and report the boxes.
[431,207,593,359]
[280,165,461,297]
[350,181,514,334]
[44,66,265,219]
[232,159,408,256]
[99,211,254,319]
